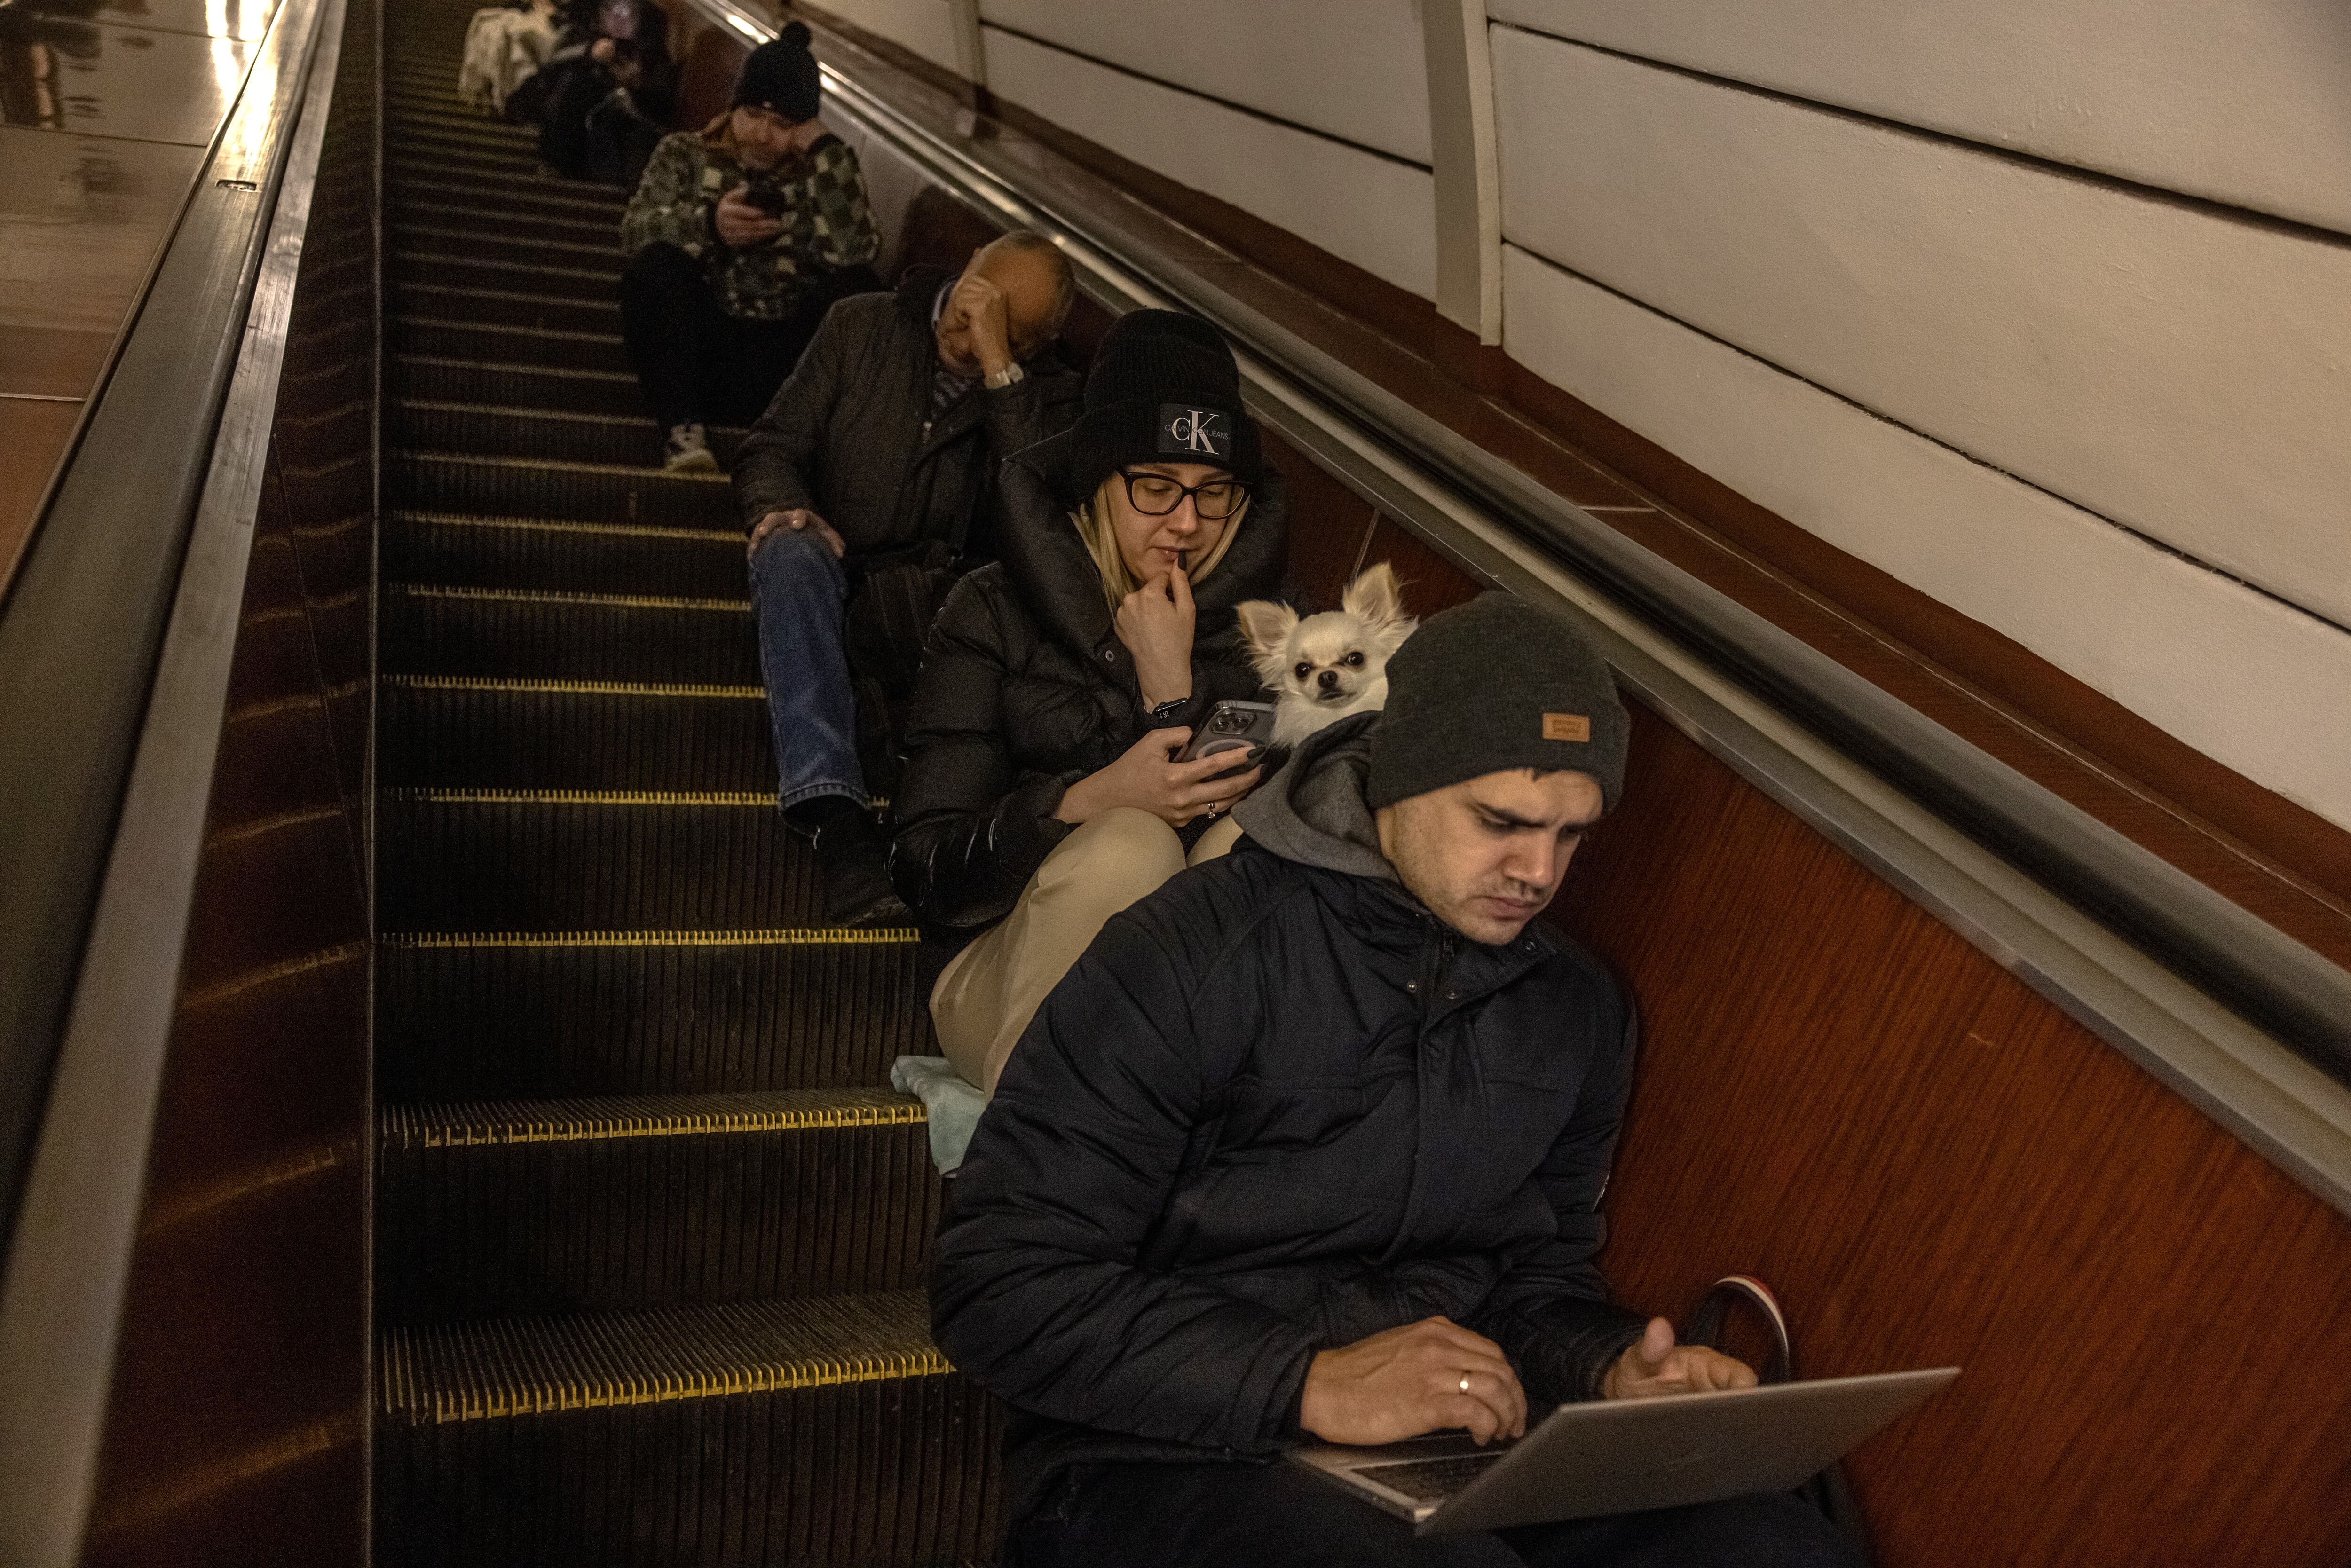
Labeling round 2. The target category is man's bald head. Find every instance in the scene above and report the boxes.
[932,231,1075,377]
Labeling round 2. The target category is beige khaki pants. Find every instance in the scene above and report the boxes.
[932,807,1242,1094]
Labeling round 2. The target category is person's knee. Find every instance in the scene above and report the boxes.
[1044,808,1185,906]
[749,522,846,597]
[621,241,701,305]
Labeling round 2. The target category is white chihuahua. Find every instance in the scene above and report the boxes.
[1236,563,1418,745]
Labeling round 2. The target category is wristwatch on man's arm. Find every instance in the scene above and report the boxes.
[983,362,1026,391]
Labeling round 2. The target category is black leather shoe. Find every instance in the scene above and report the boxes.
[793,797,910,928]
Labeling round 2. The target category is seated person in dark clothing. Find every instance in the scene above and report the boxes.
[731,231,1083,924]
[932,596,1864,1568]
[532,0,673,186]
[619,25,880,474]
[888,311,1286,1089]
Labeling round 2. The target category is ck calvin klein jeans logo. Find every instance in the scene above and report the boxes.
[1158,404,1230,459]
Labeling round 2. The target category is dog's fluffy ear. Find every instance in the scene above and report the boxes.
[1234,599,1300,678]
[1342,562,1406,628]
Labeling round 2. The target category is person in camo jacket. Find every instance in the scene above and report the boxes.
[618,24,880,473]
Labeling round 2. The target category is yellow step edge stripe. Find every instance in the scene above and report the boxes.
[381,928,918,948]
[389,788,774,806]
[391,511,742,544]
[384,674,765,698]
[394,583,749,611]
[388,1344,956,1422]
[391,1097,927,1148]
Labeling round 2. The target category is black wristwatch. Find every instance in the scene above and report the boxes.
[1144,696,1190,726]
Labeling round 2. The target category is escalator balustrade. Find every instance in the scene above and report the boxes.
[373,3,1000,1560]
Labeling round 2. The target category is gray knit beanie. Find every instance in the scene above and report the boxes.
[1365,592,1630,812]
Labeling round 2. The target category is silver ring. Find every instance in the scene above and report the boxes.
[1458,1373,1472,1395]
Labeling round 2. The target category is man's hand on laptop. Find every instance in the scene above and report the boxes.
[1299,1317,1528,1447]
[1602,1317,1758,1401]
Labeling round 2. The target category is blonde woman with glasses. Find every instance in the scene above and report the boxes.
[890,310,1291,1096]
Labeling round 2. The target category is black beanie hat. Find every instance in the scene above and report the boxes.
[1366,592,1631,812]
[733,23,820,121]
[1066,309,1265,506]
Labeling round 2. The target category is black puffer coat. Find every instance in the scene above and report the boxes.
[886,430,1289,933]
[931,716,1651,1522]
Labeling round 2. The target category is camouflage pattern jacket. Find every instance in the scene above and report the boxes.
[621,130,879,320]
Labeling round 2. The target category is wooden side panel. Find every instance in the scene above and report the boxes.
[79,15,380,1559]
[1330,502,2351,1567]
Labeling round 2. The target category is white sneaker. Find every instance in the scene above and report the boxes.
[663,422,718,473]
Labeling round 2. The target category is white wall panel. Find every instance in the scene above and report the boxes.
[1492,29,2351,630]
[980,0,1430,165]
[1489,0,2351,236]
[982,27,1436,298]
[825,119,928,282]
[1502,244,2351,831]
[815,0,962,75]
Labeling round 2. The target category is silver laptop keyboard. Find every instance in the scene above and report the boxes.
[1353,1453,1503,1503]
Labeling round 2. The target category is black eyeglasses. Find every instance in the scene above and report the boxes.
[1119,470,1248,521]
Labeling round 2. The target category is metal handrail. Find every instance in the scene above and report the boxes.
[0,0,348,1554]
[679,0,2351,1216]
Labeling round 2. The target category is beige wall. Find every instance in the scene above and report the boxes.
[810,0,2351,830]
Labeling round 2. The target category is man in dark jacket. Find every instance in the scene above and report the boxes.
[732,231,1081,923]
[933,595,1862,1567]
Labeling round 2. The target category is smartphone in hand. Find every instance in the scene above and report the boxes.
[1174,700,1276,769]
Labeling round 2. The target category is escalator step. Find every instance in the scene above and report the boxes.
[379,1088,940,1321]
[391,244,623,293]
[388,451,731,526]
[388,175,626,222]
[377,930,930,1101]
[398,223,621,273]
[392,353,647,416]
[395,317,628,373]
[386,158,627,209]
[390,198,620,251]
[377,1291,1000,1568]
[380,583,757,684]
[390,283,619,335]
[390,402,742,470]
[385,510,749,598]
[377,789,813,931]
[378,676,773,792]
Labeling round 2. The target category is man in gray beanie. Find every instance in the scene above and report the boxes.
[934,592,1861,1567]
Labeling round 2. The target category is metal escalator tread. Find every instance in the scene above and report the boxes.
[377,1294,1002,1568]
[375,3,987,1556]
[379,1088,940,1318]
[376,928,930,1102]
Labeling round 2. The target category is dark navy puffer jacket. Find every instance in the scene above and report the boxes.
[930,716,1650,1523]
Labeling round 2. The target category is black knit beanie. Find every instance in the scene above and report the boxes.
[733,24,820,120]
[1366,592,1630,812]
[1066,309,1264,506]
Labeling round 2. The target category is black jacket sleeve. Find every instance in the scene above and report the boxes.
[730,300,845,529]
[931,879,1321,1453]
[1467,989,1649,1404]
[886,578,1090,930]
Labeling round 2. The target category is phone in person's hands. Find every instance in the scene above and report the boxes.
[740,184,788,217]
[1174,700,1276,769]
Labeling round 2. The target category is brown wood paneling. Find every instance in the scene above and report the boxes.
[1359,514,1484,620]
[1548,705,2351,1567]
[803,18,2351,950]
[1262,425,1376,614]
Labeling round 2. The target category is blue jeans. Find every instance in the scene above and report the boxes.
[749,525,867,811]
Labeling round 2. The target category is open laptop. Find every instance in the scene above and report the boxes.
[1289,1367,1957,1536]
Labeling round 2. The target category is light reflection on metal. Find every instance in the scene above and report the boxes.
[206,0,230,38]
[722,11,761,39]
[210,37,268,178]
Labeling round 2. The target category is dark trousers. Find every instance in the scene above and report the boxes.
[617,243,876,431]
[1009,1459,1867,1568]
